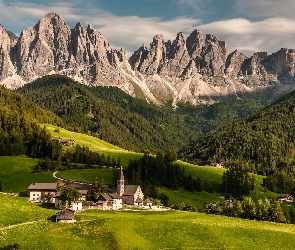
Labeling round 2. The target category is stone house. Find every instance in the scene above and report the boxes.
[97,193,122,210]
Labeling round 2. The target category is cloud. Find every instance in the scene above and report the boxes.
[234,0,295,20]
[197,17,295,56]
[1,0,295,58]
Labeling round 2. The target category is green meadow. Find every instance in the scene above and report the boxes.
[0,194,56,227]
[176,161,225,193]
[1,207,295,250]
[0,156,56,193]
[159,188,223,210]
[42,124,142,167]
[56,168,115,184]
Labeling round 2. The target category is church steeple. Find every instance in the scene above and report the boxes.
[117,166,124,196]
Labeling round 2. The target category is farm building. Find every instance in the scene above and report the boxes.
[28,182,57,203]
[277,194,293,203]
[55,208,75,222]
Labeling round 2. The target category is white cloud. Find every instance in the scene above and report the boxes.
[1,0,295,58]
[197,17,295,56]
[234,0,295,19]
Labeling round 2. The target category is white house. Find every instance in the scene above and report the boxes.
[277,194,293,203]
[28,183,57,203]
[54,195,83,211]
[97,193,122,210]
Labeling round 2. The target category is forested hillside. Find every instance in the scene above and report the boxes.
[0,85,64,156]
[180,90,295,175]
[17,75,265,153]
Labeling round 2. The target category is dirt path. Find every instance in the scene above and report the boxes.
[0,219,44,231]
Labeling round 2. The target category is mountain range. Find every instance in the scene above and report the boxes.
[1,12,295,104]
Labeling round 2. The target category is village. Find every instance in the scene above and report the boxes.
[27,166,169,222]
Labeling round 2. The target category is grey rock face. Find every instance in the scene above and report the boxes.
[1,12,295,104]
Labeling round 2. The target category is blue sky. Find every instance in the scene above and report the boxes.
[1,0,295,56]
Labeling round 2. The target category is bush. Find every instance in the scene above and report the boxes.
[0,243,20,250]
[18,190,30,197]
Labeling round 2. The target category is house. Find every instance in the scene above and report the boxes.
[60,139,75,147]
[96,193,122,210]
[50,137,61,142]
[143,199,153,207]
[277,194,293,203]
[210,163,224,168]
[55,208,75,223]
[54,193,84,211]
[117,166,145,206]
[28,183,57,203]
[28,181,91,211]
[217,193,233,200]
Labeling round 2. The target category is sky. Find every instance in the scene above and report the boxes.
[1,0,295,57]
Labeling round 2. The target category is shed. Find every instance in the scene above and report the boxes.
[55,209,75,222]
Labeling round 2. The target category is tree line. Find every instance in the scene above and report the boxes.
[205,197,288,223]
[125,150,213,199]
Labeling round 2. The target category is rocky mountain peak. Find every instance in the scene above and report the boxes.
[186,29,203,60]
[1,12,295,104]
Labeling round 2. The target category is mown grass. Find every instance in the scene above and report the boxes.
[176,161,225,193]
[2,209,295,250]
[0,194,56,227]
[159,188,223,211]
[42,124,142,167]
[56,168,115,184]
[0,156,56,192]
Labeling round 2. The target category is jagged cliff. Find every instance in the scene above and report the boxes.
[1,12,295,104]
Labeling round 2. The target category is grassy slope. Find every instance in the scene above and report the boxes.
[56,169,115,184]
[43,124,142,167]
[0,156,56,192]
[176,161,225,193]
[1,208,295,250]
[0,194,56,227]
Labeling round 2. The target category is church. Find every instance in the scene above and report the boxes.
[117,166,145,206]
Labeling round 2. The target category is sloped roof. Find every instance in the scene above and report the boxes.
[123,185,140,196]
[56,209,74,220]
[98,194,113,201]
[135,197,143,203]
[144,199,152,203]
[28,183,57,190]
[109,193,122,199]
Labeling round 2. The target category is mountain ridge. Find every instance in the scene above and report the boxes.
[1,12,295,104]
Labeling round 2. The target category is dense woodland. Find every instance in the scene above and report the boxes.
[0,85,64,157]
[125,151,213,197]
[180,89,295,176]
[17,75,265,153]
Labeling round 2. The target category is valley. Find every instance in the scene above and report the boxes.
[1,9,295,250]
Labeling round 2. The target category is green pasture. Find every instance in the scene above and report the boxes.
[0,194,56,228]
[176,161,225,193]
[56,168,115,185]
[42,124,142,167]
[2,209,295,250]
[159,188,223,210]
[0,156,56,192]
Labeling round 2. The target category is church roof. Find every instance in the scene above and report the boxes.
[123,185,140,196]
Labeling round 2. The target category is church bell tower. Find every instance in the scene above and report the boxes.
[117,166,124,196]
